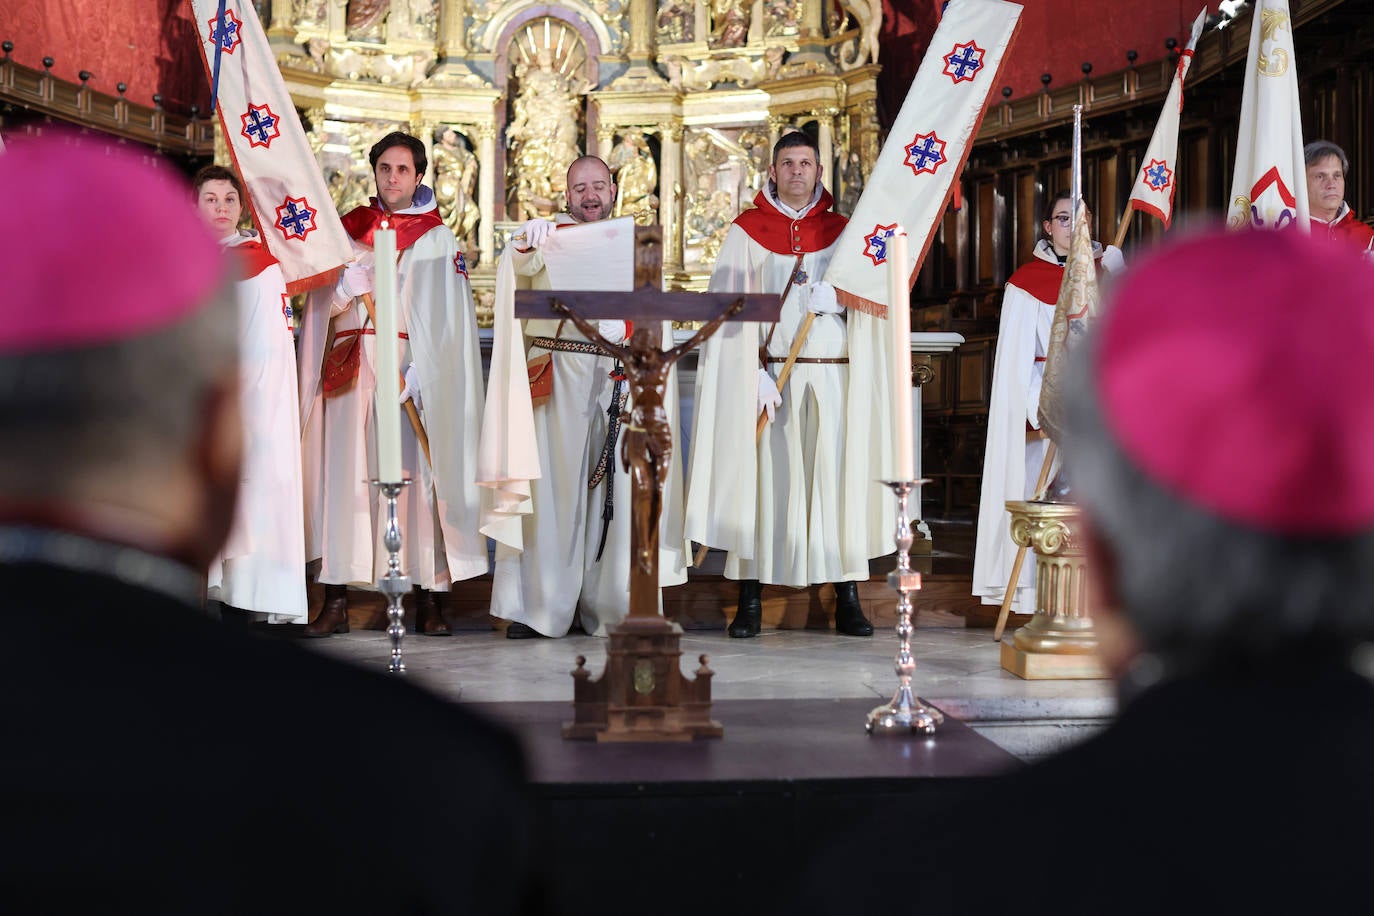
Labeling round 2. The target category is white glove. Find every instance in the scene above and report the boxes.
[597,319,627,343]
[807,280,843,315]
[518,218,553,250]
[399,363,421,409]
[338,259,374,301]
[757,368,782,422]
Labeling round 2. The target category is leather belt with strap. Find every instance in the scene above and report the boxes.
[764,356,848,365]
[530,336,610,357]
[334,328,409,341]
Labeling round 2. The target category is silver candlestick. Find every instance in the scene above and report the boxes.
[372,479,411,674]
[867,479,944,736]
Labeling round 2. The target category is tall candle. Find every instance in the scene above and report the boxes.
[886,227,914,480]
[372,225,403,483]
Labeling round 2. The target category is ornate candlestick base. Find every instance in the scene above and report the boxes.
[372,480,411,675]
[867,480,944,736]
[999,500,1106,680]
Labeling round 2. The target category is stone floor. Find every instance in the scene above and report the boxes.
[294,520,1116,761]
[301,620,1114,761]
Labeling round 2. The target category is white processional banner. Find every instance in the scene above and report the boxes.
[1127,6,1208,229]
[190,0,352,292]
[823,0,1023,315]
[1225,0,1308,232]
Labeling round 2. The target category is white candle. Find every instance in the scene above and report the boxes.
[372,225,403,483]
[887,227,914,481]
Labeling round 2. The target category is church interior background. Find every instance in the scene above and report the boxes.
[1,0,1370,531]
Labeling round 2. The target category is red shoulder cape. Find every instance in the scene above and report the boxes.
[1006,258,1064,304]
[341,200,445,251]
[230,239,278,281]
[732,189,848,255]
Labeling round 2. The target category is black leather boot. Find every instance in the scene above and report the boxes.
[413,587,451,636]
[303,584,350,638]
[833,581,873,637]
[728,579,763,638]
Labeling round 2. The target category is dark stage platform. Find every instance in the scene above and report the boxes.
[477,699,1019,915]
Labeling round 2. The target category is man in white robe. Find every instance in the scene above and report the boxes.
[195,165,308,624]
[972,193,1124,614]
[684,131,876,638]
[300,132,488,637]
[482,156,688,638]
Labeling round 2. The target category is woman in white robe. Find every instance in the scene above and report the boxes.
[195,166,307,623]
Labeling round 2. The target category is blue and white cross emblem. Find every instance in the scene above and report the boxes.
[862,224,898,266]
[274,196,318,241]
[207,10,242,54]
[942,41,985,83]
[1143,158,1173,192]
[903,131,947,177]
[240,103,281,149]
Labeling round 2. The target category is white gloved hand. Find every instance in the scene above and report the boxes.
[807,280,843,315]
[597,319,627,343]
[518,218,553,250]
[757,368,782,422]
[399,363,421,409]
[338,259,374,301]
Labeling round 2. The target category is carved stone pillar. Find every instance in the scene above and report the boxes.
[430,0,487,83]
[597,125,616,163]
[658,122,682,271]
[440,0,468,58]
[768,115,790,149]
[800,0,823,38]
[999,501,1107,680]
[476,123,497,266]
[610,0,669,88]
[418,121,438,186]
[816,108,836,185]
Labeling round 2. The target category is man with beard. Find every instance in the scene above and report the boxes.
[484,156,689,638]
[300,131,488,638]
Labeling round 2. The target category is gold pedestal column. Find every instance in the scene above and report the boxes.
[999,500,1107,680]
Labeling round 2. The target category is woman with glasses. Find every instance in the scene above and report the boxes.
[972,191,1125,617]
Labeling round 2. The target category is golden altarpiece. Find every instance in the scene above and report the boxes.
[248,0,884,321]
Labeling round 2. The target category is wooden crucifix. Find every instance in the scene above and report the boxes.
[515,225,780,742]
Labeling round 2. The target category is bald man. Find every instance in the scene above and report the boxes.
[485,156,689,638]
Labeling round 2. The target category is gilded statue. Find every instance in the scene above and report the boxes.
[346,0,389,41]
[709,0,750,48]
[433,127,480,260]
[839,150,864,215]
[609,134,659,225]
[506,47,587,219]
[656,0,694,44]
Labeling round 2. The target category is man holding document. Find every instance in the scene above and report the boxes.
[481,156,689,638]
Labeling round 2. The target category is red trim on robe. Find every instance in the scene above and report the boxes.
[1006,258,1065,304]
[1006,250,1114,304]
[732,189,848,255]
[341,200,444,251]
[229,239,279,281]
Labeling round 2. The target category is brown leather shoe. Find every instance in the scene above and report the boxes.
[414,587,451,637]
[303,584,350,638]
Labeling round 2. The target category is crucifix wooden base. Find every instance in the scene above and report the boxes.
[516,226,780,742]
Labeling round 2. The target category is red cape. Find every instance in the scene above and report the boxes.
[230,239,278,281]
[341,199,444,251]
[1006,249,1114,304]
[1311,213,1374,250]
[732,188,848,255]
[1005,258,1064,304]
